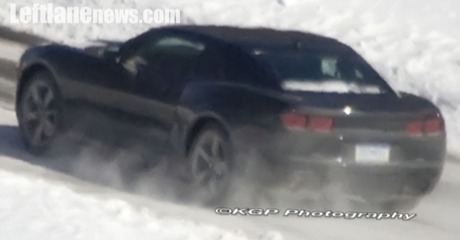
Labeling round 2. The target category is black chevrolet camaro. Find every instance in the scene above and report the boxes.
[15,25,446,208]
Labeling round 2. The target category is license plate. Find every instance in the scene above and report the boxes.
[355,144,390,164]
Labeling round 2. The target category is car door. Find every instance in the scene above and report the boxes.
[118,33,207,140]
[58,45,136,131]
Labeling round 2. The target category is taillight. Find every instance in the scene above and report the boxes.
[282,113,308,130]
[406,114,443,137]
[406,121,423,136]
[282,113,333,132]
[424,115,443,134]
[310,117,334,132]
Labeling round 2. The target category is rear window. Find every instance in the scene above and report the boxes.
[254,50,392,94]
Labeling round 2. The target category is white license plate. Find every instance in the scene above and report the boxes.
[355,144,390,164]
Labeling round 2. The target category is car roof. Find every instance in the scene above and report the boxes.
[160,25,353,54]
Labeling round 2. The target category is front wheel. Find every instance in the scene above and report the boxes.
[186,125,234,205]
[17,71,64,154]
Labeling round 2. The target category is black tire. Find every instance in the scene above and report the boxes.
[17,70,64,155]
[186,124,234,205]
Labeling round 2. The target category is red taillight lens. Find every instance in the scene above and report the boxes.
[310,117,334,132]
[424,116,443,134]
[282,113,309,130]
[406,115,444,137]
[406,121,423,136]
[282,113,333,132]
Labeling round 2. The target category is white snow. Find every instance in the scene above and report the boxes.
[0,169,246,240]
[0,38,27,62]
[0,108,274,240]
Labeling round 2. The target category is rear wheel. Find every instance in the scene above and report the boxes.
[17,71,64,154]
[186,125,234,205]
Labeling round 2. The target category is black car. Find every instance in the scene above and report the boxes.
[15,25,446,208]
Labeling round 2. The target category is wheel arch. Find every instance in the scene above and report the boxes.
[184,115,231,156]
[16,64,58,108]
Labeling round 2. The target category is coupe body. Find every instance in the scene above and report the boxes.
[15,25,446,207]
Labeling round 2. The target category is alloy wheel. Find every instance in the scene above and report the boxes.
[189,130,232,197]
[19,79,60,148]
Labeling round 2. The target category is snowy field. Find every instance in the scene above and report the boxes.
[0,0,460,239]
[0,107,262,240]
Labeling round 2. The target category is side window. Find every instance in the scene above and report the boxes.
[122,35,206,76]
[155,37,205,52]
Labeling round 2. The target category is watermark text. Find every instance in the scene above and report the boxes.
[9,3,181,24]
[215,207,417,221]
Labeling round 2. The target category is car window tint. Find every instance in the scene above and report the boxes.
[123,35,206,76]
[155,37,205,51]
[255,51,391,93]
[139,36,205,64]
[321,57,338,78]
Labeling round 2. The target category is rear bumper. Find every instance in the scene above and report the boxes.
[237,128,446,200]
[284,159,444,200]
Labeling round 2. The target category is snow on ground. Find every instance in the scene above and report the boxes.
[0,106,279,240]
[0,38,26,62]
[0,169,247,240]
[1,0,459,156]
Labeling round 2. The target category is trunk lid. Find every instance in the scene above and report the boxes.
[282,92,438,132]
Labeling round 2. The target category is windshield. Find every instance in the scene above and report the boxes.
[255,50,392,94]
